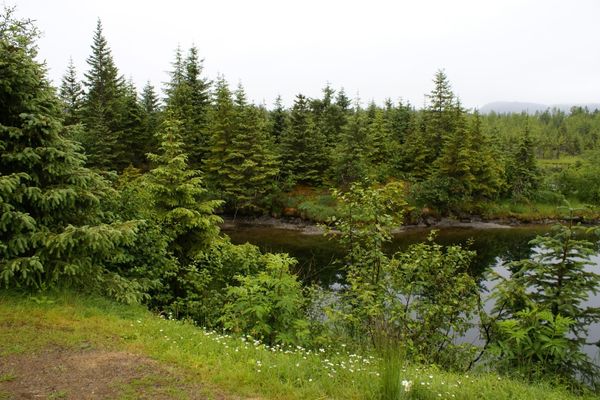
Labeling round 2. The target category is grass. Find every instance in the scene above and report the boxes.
[278,183,600,226]
[538,155,582,168]
[0,290,596,400]
[480,198,599,222]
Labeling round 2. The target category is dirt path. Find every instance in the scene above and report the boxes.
[0,348,219,400]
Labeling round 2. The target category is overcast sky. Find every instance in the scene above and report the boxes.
[12,0,600,109]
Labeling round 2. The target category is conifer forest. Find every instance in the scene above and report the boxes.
[2,6,600,399]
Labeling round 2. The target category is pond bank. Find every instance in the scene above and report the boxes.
[220,215,579,236]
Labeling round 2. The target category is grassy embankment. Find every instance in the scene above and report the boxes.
[280,185,599,225]
[0,291,595,400]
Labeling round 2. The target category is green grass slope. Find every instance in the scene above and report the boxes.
[0,291,594,400]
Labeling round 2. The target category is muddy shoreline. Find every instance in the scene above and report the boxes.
[219,215,568,235]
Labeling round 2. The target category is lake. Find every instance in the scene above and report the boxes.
[223,223,552,285]
[223,221,600,363]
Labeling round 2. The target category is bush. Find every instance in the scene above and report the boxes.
[488,215,600,390]
[220,253,310,345]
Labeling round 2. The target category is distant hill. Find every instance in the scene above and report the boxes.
[479,101,600,114]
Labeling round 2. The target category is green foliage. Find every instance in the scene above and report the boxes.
[489,307,583,383]
[205,79,279,214]
[505,122,540,200]
[367,108,396,181]
[164,46,211,168]
[279,94,329,186]
[555,150,600,203]
[183,239,263,326]
[424,69,458,160]
[0,8,140,300]
[489,212,600,389]
[327,182,478,369]
[58,57,84,126]
[220,253,310,346]
[146,112,223,265]
[384,234,479,368]
[7,292,596,400]
[330,104,372,187]
[142,111,225,316]
[434,105,476,203]
[80,19,128,170]
[326,182,405,343]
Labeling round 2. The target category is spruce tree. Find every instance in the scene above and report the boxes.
[330,103,372,187]
[270,95,288,144]
[0,9,138,298]
[400,114,435,179]
[205,81,279,214]
[507,121,540,200]
[434,103,475,202]
[144,110,222,308]
[229,88,279,214]
[139,81,161,164]
[335,87,351,111]
[58,57,84,126]
[316,84,348,157]
[120,79,146,168]
[204,76,237,201]
[384,99,414,175]
[146,111,222,266]
[279,94,328,186]
[367,108,395,180]
[164,46,211,168]
[469,111,504,200]
[81,19,127,170]
[425,70,458,160]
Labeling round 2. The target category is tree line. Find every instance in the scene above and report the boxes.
[56,20,600,217]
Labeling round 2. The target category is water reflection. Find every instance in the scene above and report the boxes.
[223,224,550,285]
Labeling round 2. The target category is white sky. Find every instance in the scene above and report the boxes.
[12,0,600,109]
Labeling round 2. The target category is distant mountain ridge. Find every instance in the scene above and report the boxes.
[479,101,600,114]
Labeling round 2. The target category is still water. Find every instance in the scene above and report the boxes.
[223,223,551,285]
[223,222,600,362]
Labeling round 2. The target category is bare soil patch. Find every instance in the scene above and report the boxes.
[0,348,216,400]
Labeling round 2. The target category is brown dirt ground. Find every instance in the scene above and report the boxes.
[0,348,223,400]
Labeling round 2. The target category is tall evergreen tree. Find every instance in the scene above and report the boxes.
[228,86,279,214]
[139,81,161,163]
[384,99,414,175]
[434,103,475,201]
[330,103,372,186]
[204,76,237,201]
[164,46,211,168]
[279,94,328,186]
[367,108,395,180]
[335,87,351,111]
[507,121,540,199]
[384,99,413,146]
[317,84,348,150]
[425,70,458,160]
[205,81,279,214]
[468,111,504,199]
[400,114,435,179]
[146,111,222,266]
[81,19,127,169]
[0,9,138,298]
[58,57,84,126]
[269,95,287,144]
[145,110,223,307]
[164,46,185,102]
[120,79,146,168]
